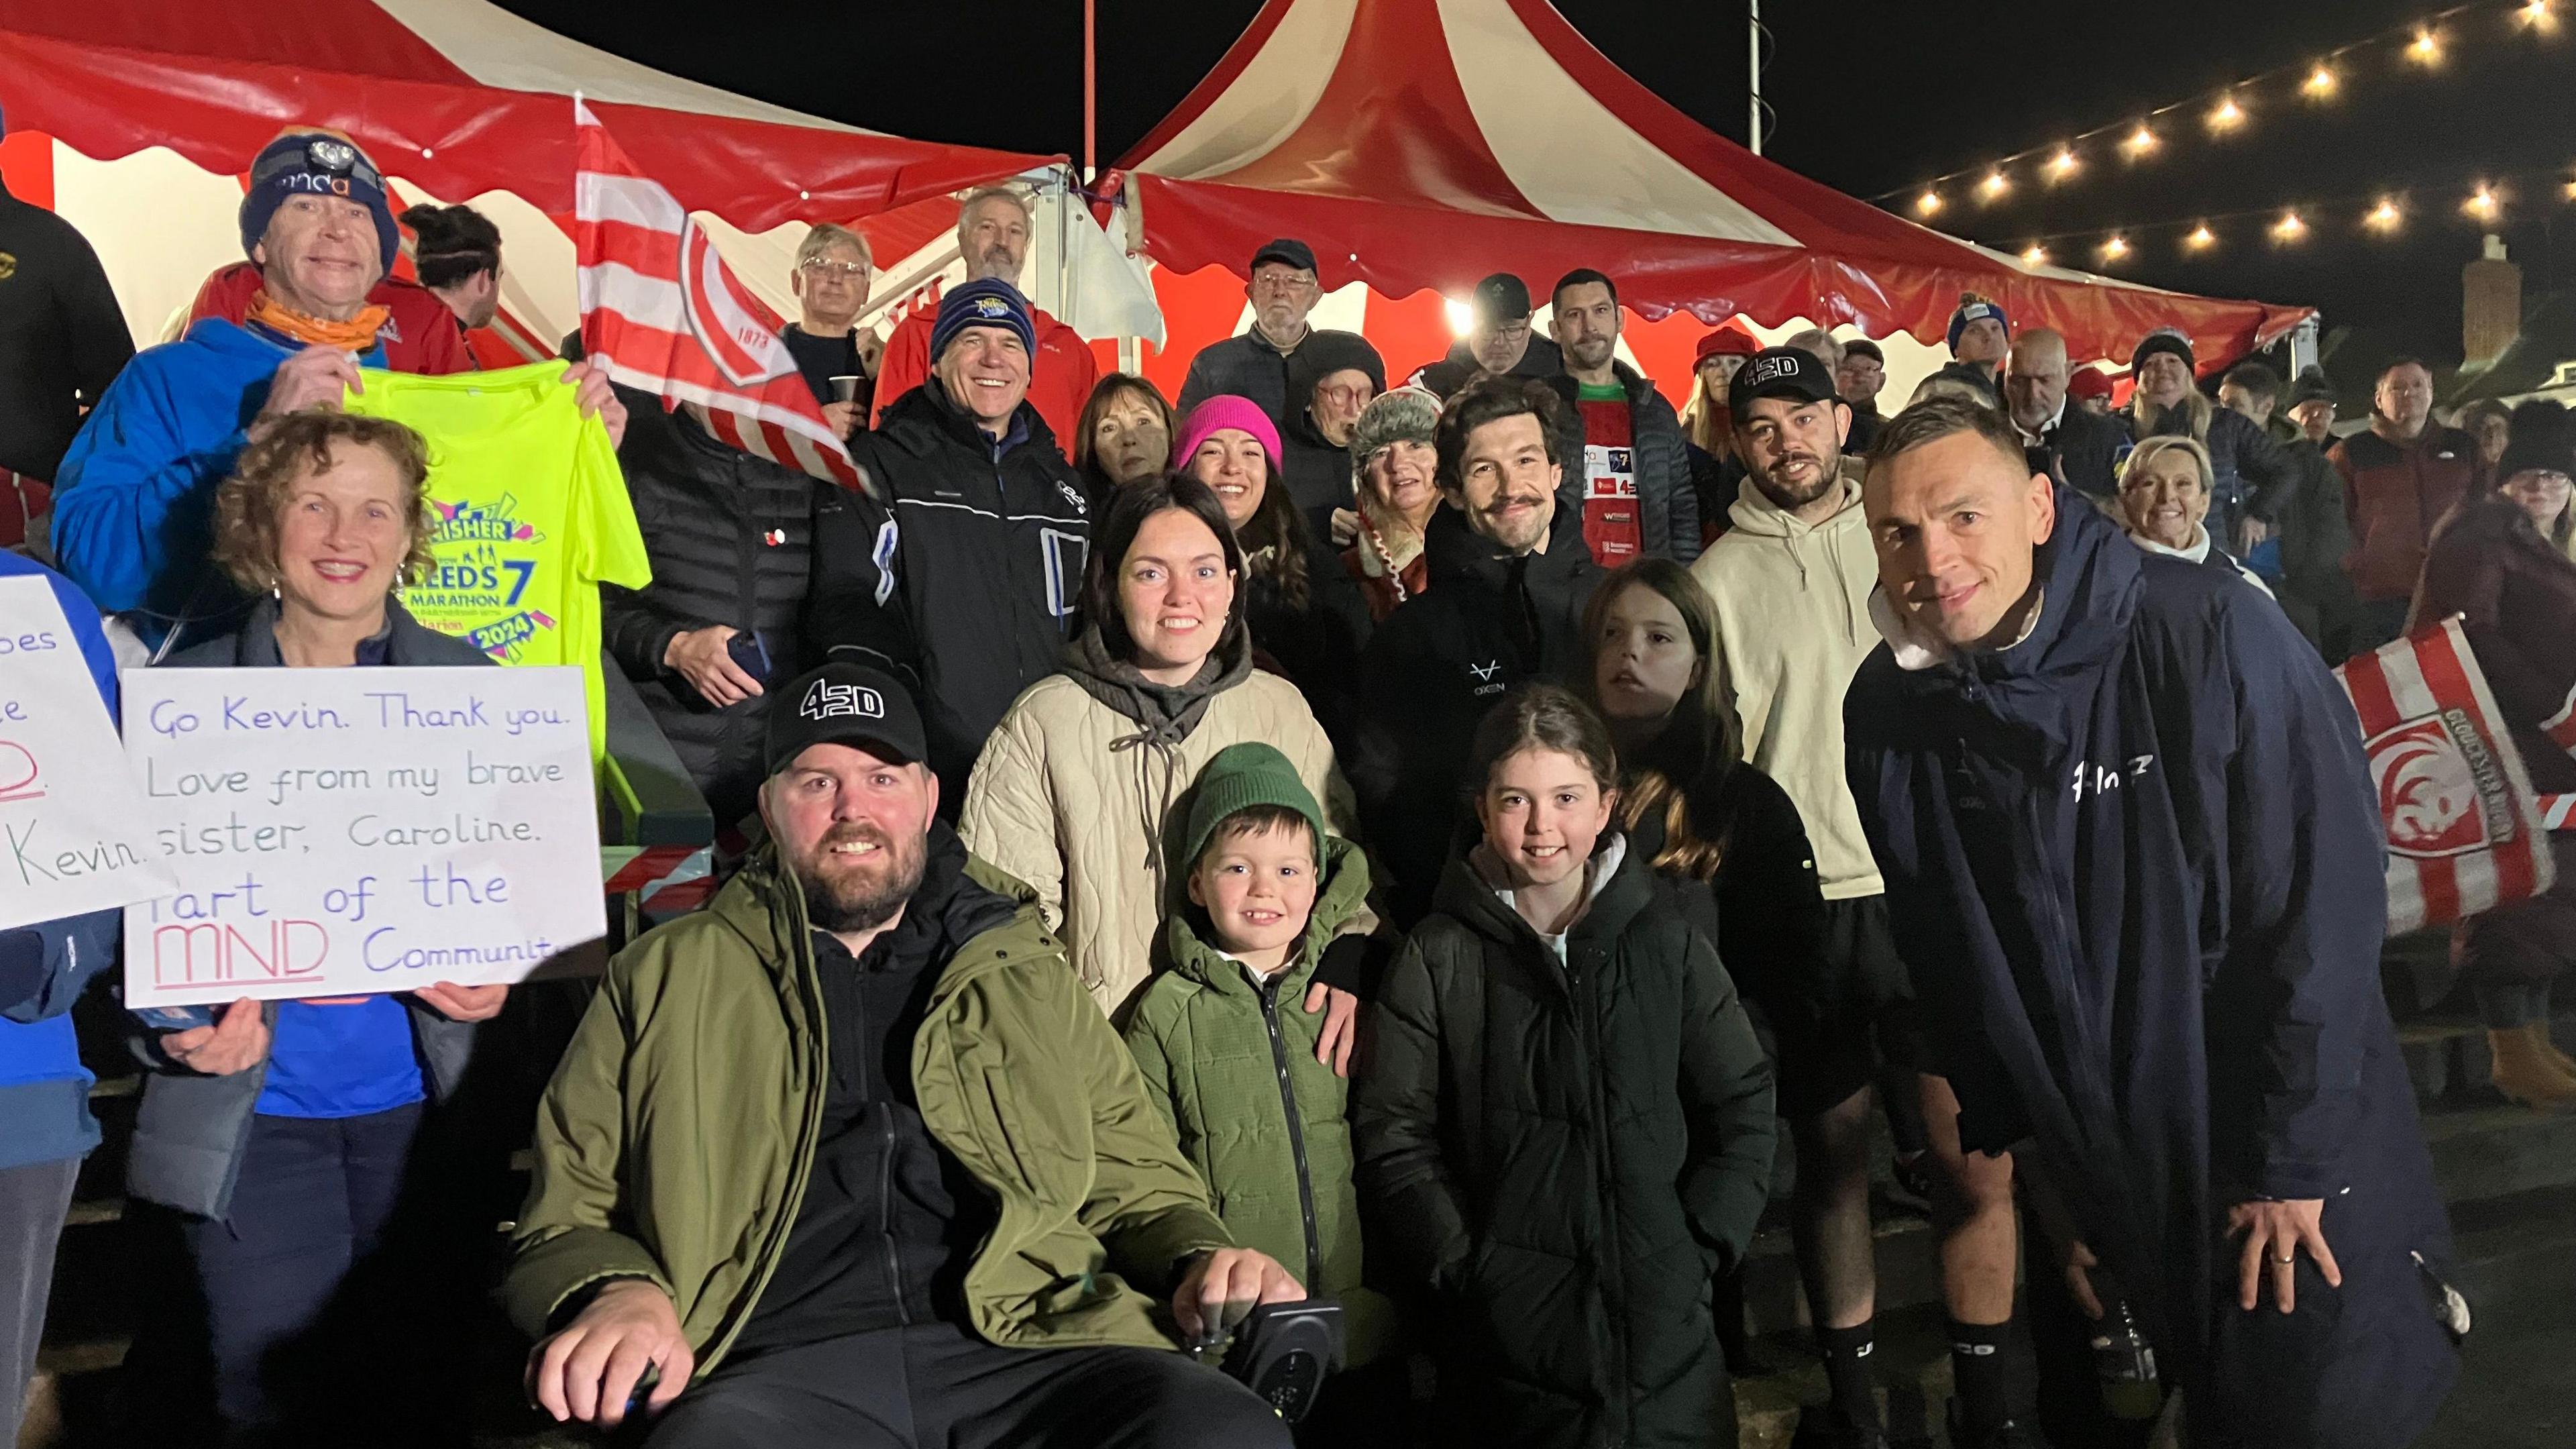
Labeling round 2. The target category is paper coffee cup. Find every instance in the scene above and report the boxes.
[828,375,863,404]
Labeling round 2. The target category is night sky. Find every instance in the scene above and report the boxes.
[495,0,2576,366]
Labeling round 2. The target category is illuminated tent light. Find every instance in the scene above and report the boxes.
[2272,210,2308,241]
[2123,123,2159,156]
[1916,189,1944,217]
[2409,28,2442,64]
[1978,168,2010,201]
[2208,95,2247,132]
[2465,184,2501,220]
[2365,197,2404,231]
[2184,223,2218,251]
[2045,147,2080,182]
[2020,244,2049,266]
[2302,64,2338,97]
[2099,235,2131,262]
[1444,296,1474,338]
[2523,0,2559,31]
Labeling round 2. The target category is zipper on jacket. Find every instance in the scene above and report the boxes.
[878,1103,909,1326]
[1256,973,1326,1289]
[1567,941,1633,1438]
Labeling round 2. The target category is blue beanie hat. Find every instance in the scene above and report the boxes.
[930,277,1038,363]
[1947,295,2009,351]
[239,131,400,274]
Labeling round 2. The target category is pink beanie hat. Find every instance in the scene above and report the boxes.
[1172,395,1283,472]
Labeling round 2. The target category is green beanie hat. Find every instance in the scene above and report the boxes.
[1183,743,1327,869]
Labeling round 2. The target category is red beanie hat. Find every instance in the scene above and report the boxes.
[1694,319,1762,367]
[2067,366,2114,402]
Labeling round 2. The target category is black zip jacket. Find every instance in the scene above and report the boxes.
[805,385,1091,806]
[1353,840,1776,1448]
[1545,362,1700,563]
[602,392,825,828]
[1348,498,1603,926]
[0,174,133,480]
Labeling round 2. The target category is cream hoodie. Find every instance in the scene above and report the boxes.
[1686,460,1884,898]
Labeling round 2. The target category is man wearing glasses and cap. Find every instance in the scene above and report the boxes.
[513,661,1301,1448]
[1407,272,1566,400]
[1177,237,1346,425]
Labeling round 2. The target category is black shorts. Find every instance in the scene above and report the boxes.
[1768,894,1925,1118]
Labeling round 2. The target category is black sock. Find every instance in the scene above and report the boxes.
[1817,1320,1881,1431]
[1949,1318,2010,1438]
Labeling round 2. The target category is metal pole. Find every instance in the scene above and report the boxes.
[1747,0,1762,156]
[1083,0,1099,184]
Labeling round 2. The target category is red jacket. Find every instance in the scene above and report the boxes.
[2412,490,2576,794]
[869,303,1096,452]
[187,264,473,376]
[2331,423,2479,602]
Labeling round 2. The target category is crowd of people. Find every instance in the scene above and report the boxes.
[3,119,2559,1449]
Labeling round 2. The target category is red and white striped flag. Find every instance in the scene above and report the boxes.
[572,99,861,490]
[2337,617,2557,933]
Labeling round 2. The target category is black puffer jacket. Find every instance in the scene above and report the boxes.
[1545,362,1700,563]
[603,394,826,828]
[805,384,1092,807]
[1348,498,1604,925]
[1354,839,1777,1449]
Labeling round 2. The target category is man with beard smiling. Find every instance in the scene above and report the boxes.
[1689,350,2029,1448]
[512,661,1301,1448]
[871,187,1099,447]
[808,278,1092,810]
[1350,373,1603,926]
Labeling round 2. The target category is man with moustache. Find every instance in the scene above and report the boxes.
[512,662,1301,1449]
[1689,351,2030,1448]
[871,187,1098,447]
[1176,237,1345,425]
[1350,373,1603,924]
[1844,396,2460,1448]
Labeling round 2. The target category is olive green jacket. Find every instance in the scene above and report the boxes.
[504,843,1234,1379]
[1124,835,1395,1366]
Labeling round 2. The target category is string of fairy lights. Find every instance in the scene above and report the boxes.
[1885,0,2572,266]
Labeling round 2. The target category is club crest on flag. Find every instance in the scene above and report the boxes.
[680,223,797,389]
[2367,711,2510,858]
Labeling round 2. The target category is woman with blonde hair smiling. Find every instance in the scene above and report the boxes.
[2114,434,2273,597]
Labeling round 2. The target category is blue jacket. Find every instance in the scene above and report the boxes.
[0,551,125,1170]
[1844,493,2458,1448]
[50,319,319,641]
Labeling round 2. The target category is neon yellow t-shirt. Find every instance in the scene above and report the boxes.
[343,362,650,760]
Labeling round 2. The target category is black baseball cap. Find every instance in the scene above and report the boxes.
[765,662,928,776]
[1251,237,1318,274]
[1472,272,1532,324]
[1729,347,1841,412]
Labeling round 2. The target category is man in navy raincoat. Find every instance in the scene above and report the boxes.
[1843,395,2459,1448]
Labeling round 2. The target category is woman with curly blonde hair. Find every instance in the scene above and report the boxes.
[131,408,506,1441]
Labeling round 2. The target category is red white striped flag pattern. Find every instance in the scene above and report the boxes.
[572,99,861,491]
[2335,618,2557,933]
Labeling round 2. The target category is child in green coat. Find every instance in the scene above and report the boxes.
[1125,742,1399,1441]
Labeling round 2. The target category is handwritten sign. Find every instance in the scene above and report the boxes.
[0,577,174,929]
[120,665,606,1006]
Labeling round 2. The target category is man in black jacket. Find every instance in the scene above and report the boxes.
[1175,236,1330,424]
[1350,374,1603,925]
[806,279,1090,810]
[2004,328,2126,500]
[1847,397,2459,1449]
[1408,272,1564,399]
[604,389,826,832]
[0,126,133,537]
[1544,268,1697,564]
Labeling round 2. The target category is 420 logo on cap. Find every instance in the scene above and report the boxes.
[801,679,885,722]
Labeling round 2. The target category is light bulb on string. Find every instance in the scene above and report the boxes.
[2184,223,2217,251]
[2123,123,2159,157]
[2099,235,2131,262]
[1979,169,2010,202]
[2208,94,2247,133]
[2465,184,2501,221]
[1916,189,1944,217]
[2272,210,2307,242]
[2020,244,2049,266]
[2409,28,2442,64]
[2302,63,2338,98]
[2365,197,2404,231]
[2520,0,2555,32]
[2046,147,2080,182]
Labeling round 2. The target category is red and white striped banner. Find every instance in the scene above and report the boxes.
[2337,619,2557,933]
[572,99,862,491]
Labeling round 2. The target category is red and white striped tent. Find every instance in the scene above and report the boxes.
[0,0,1055,358]
[1112,0,2312,402]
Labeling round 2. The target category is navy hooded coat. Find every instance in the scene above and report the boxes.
[1843,490,2458,1448]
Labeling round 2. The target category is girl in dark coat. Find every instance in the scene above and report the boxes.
[1353,685,1776,1449]
[2412,399,2576,1106]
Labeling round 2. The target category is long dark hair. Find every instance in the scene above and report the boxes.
[1466,683,1620,809]
[1081,473,1246,664]
[1233,458,1314,611]
[1579,560,1742,879]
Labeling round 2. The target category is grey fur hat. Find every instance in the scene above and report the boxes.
[1347,384,1442,486]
